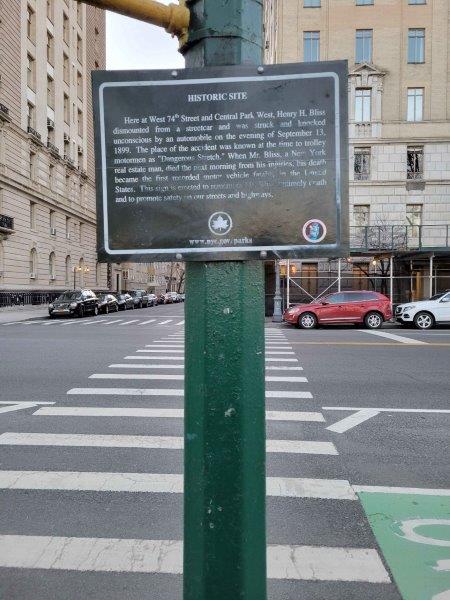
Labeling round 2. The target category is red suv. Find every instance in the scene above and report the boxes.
[283,291,392,329]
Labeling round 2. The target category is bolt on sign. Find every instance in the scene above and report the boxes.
[92,61,348,262]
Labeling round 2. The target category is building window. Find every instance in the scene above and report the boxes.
[356,0,373,4]
[49,163,55,189]
[77,71,83,100]
[30,201,36,230]
[406,204,422,238]
[47,32,54,65]
[352,263,368,290]
[49,209,56,233]
[304,0,320,6]
[355,29,373,63]
[408,29,425,63]
[353,205,370,226]
[355,88,371,122]
[77,109,83,137]
[409,0,426,4]
[407,146,423,179]
[407,88,423,122]
[354,147,371,180]
[66,217,70,239]
[96,262,101,285]
[77,34,83,63]
[29,151,36,180]
[47,0,54,21]
[64,94,70,124]
[29,248,37,277]
[27,101,35,129]
[79,222,83,243]
[49,252,56,280]
[63,12,70,45]
[65,255,71,284]
[47,76,55,110]
[303,31,320,62]
[27,54,35,90]
[27,5,36,42]
[63,53,69,83]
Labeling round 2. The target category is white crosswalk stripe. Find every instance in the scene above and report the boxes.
[89,373,307,383]
[67,387,313,399]
[0,471,353,498]
[33,406,324,423]
[0,433,337,454]
[0,535,389,582]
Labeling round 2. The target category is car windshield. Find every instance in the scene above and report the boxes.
[56,292,80,302]
[430,292,446,300]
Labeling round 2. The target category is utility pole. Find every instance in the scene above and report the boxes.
[272,260,283,322]
[77,1,266,597]
[182,3,266,599]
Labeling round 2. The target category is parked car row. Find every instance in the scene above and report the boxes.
[283,289,450,330]
[48,289,184,318]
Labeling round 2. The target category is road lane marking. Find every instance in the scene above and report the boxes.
[0,402,54,415]
[266,366,303,371]
[265,376,308,383]
[119,319,140,325]
[354,485,450,496]
[176,320,185,325]
[137,349,184,353]
[82,320,107,325]
[145,344,184,348]
[327,409,381,433]
[158,320,173,325]
[266,391,313,399]
[140,319,157,325]
[265,351,295,355]
[0,535,388,582]
[109,364,184,369]
[265,358,298,362]
[67,388,184,397]
[0,433,336,455]
[124,356,184,361]
[324,406,450,414]
[33,406,324,422]
[102,319,123,325]
[361,330,428,345]
[90,374,184,381]
[0,471,352,498]
[288,341,450,347]
[67,388,312,399]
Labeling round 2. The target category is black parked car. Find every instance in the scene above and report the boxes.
[129,290,149,308]
[117,293,134,311]
[49,289,99,318]
[98,293,119,314]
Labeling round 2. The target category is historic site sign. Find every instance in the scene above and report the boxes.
[93,61,348,261]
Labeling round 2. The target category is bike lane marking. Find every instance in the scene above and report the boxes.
[359,491,450,600]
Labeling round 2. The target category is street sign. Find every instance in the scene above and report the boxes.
[93,61,348,262]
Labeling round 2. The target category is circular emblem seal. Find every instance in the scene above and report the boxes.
[302,219,327,244]
[208,211,233,236]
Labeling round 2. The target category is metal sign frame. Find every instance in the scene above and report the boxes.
[93,62,348,262]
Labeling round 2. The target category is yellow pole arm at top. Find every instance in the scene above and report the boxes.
[75,0,190,44]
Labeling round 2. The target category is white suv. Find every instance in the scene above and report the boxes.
[395,291,450,329]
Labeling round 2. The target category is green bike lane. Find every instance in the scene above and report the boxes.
[359,491,450,600]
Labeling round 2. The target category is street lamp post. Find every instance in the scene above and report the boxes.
[73,266,89,290]
[272,260,283,322]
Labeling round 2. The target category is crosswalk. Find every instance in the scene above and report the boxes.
[2,317,185,327]
[0,326,394,597]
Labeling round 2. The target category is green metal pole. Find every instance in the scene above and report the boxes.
[182,2,266,599]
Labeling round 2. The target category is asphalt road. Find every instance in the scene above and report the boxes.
[0,304,449,599]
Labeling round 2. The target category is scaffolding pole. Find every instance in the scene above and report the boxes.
[286,259,290,309]
[429,255,434,298]
[389,256,394,305]
[337,259,341,292]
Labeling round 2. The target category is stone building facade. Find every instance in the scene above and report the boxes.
[0,0,107,294]
[264,0,450,303]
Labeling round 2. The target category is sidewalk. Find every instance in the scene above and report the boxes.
[0,304,48,324]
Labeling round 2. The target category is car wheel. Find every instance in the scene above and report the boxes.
[364,311,383,329]
[93,306,99,317]
[78,306,85,318]
[298,312,317,329]
[414,311,434,330]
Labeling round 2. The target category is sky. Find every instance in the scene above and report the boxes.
[106,7,185,71]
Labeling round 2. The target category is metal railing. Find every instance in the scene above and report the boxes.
[350,225,450,252]
[0,291,61,308]
[0,214,14,231]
